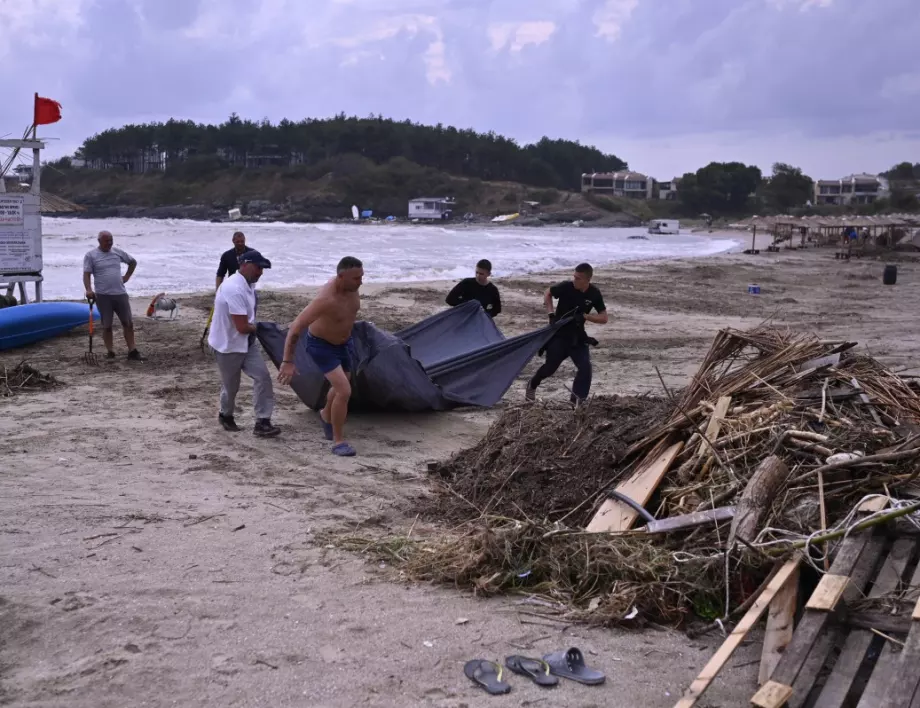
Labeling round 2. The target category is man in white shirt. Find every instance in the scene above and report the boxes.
[208,250,280,437]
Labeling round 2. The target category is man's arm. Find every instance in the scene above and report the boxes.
[216,253,229,289]
[445,280,465,307]
[490,286,502,318]
[82,253,94,296]
[282,298,327,363]
[585,291,608,325]
[114,248,137,284]
[543,288,554,315]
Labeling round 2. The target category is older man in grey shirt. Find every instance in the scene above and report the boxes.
[83,230,144,361]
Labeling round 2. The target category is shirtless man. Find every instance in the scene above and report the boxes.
[277,256,363,456]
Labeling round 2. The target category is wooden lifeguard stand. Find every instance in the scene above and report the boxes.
[0,93,59,303]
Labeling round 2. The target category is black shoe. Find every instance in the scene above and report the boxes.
[127,349,145,361]
[524,383,536,402]
[219,413,241,432]
[106,351,116,360]
[253,418,281,437]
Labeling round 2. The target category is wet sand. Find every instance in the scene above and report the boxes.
[2,237,918,707]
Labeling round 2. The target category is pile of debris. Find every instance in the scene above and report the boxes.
[425,395,672,525]
[0,362,60,397]
[344,326,920,626]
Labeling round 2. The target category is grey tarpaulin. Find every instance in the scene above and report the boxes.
[256,300,569,412]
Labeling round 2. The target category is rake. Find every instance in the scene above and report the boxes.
[83,296,99,366]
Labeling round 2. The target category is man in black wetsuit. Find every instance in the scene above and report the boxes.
[216,231,254,289]
[525,262,608,405]
[445,259,502,318]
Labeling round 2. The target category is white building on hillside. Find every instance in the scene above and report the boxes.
[814,173,890,206]
[581,171,653,199]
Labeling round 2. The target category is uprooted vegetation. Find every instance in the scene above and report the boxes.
[335,326,920,627]
[1,362,61,397]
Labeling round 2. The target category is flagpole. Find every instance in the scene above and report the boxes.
[32,92,38,139]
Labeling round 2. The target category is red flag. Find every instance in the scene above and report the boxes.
[33,94,62,125]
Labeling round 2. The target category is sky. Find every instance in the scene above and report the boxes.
[2,0,918,180]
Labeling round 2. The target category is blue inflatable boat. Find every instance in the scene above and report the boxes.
[0,301,99,351]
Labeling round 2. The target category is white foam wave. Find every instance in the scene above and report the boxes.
[34,217,739,299]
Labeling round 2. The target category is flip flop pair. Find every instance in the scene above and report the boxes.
[318,415,356,456]
[464,648,604,695]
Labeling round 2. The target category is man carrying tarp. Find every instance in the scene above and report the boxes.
[208,250,281,438]
[216,231,254,289]
[525,262,608,405]
[445,259,502,318]
[277,256,364,457]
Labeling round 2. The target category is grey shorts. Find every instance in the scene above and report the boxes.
[95,293,133,329]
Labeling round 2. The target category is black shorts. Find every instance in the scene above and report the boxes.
[95,293,133,328]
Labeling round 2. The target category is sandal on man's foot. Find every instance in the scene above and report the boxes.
[331,442,356,457]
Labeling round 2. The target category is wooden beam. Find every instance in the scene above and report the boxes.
[759,562,799,685]
[644,506,735,535]
[805,574,849,612]
[752,680,794,708]
[0,139,45,149]
[672,558,801,708]
[694,395,731,459]
[586,442,683,533]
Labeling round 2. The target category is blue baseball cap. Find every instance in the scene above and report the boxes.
[239,250,271,268]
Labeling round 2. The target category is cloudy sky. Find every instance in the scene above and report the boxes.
[2,0,917,180]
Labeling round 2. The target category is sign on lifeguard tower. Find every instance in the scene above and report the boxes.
[0,93,61,302]
[0,192,42,274]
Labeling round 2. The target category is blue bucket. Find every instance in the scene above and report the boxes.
[748,284,761,295]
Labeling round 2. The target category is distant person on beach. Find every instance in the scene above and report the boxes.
[446,259,502,318]
[82,230,144,361]
[216,231,254,289]
[277,257,364,457]
[525,262,608,406]
[208,250,281,438]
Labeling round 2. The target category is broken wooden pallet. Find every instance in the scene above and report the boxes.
[751,531,920,708]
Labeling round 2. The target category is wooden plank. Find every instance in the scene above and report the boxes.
[913,595,920,621]
[586,442,683,533]
[644,506,735,534]
[759,562,799,685]
[752,532,875,706]
[672,558,801,708]
[879,628,920,708]
[845,611,912,635]
[857,547,920,708]
[805,574,850,611]
[816,538,916,708]
[694,395,731,459]
[751,680,794,708]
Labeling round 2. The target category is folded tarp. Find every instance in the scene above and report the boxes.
[256,300,568,412]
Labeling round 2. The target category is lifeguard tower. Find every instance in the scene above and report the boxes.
[0,93,64,304]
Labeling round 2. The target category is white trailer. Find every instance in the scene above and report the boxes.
[648,219,680,234]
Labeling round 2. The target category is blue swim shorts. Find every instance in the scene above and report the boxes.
[306,332,353,374]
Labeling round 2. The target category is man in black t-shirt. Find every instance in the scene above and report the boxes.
[525,262,608,405]
[445,259,502,318]
[216,231,254,289]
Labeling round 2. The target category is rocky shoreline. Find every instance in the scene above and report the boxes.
[66,199,646,227]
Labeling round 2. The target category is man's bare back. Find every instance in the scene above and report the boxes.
[306,278,360,345]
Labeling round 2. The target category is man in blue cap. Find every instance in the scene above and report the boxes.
[208,249,281,437]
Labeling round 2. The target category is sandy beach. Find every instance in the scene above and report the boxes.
[2,238,919,707]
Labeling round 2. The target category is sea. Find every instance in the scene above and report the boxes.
[36,218,741,300]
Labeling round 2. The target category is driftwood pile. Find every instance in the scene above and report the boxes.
[342,326,920,626]
[0,361,60,397]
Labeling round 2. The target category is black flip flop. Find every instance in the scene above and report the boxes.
[504,655,558,687]
[464,659,511,695]
[542,647,606,685]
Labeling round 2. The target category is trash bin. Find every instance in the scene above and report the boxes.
[883,265,897,285]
